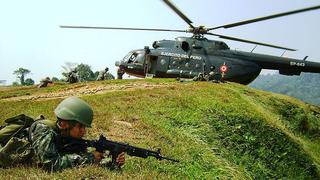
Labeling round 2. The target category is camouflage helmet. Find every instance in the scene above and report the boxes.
[54,97,93,127]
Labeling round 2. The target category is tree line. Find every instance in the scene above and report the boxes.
[12,63,103,86]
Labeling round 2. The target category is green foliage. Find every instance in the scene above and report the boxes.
[51,77,64,82]
[60,63,97,82]
[24,78,35,86]
[105,72,115,80]
[267,97,320,138]
[250,73,320,105]
[93,71,99,80]
[206,109,318,179]
[0,79,319,179]
[76,63,95,81]
[13,67,31,85]
[11,82,19,86]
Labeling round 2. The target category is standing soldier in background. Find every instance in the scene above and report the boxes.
[38,77,53,88]
[96,67,115,81]
[117,68,125,80]
[67,70,79,83]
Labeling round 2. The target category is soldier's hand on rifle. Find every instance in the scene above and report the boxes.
[93,151,104,163]
[116,152,125,167]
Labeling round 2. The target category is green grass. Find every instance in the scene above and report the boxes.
[0,79,319,179]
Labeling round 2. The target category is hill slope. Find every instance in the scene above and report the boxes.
[0,79,319,179]
[250,73,320,105]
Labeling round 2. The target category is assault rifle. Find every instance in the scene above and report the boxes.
[55,135,179,168]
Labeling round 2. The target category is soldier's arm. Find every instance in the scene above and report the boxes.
[30,122,95,171]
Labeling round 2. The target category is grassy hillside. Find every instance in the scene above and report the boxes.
[0,79,319,179]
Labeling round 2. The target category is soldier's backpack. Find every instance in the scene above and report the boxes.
[0,114,44,167]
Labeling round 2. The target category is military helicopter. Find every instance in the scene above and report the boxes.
[61,0,320,84]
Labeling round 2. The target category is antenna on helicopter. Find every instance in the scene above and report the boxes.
[251,45,258,53]
[281,50,287,57]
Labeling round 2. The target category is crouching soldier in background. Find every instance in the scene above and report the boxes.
[29,97,125,171]
[204,66,223,83]
[97,67,115,81]
[67,70,79,83]
[38,77,53,88]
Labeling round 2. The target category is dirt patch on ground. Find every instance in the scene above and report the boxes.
[1,82,172,101]
[104,119,158,147]
[89,117,154,146]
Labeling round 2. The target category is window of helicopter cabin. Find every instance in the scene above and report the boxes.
[218,42,229,50]
[185,62,190,68]
[207,42,216,52]
[181,41,190,52]
[169,58,179,69]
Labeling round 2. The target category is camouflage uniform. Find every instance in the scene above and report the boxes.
[193,73,206,81]
[96,69,115,81]
[1,97,116,171]
[204,66,223,82]
[67,71,79,83]
[117,68,125,79]
[38,77,52,88]
[204,71,215,81]
[30,120,95,172]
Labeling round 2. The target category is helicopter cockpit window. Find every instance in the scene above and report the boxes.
[152,41,160,48]
[128,53,138,63]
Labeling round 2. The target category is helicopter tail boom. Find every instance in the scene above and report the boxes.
[229,50,320,75]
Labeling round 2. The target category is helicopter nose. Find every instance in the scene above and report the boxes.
[115,61,120,67]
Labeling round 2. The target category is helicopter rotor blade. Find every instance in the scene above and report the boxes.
[162,0,194,29]
[208,4,320,30]
[60,25,187,33]
[207,32,296,51]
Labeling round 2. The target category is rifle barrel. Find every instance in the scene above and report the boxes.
[160,156,180,163]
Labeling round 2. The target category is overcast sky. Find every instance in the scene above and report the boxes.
[1,0,320,84]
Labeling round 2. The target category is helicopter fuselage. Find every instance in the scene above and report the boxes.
[61,1,320,85]
[116,37,320,85]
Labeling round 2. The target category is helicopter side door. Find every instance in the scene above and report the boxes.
[145,55,170,77]
[145,55,158,75]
